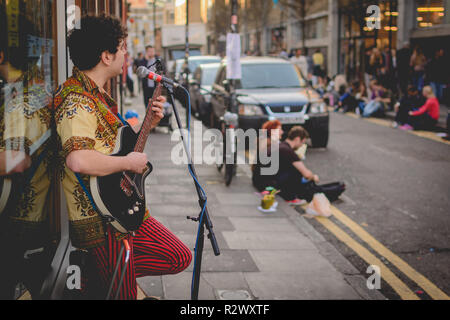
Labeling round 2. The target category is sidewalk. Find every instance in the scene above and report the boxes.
[123,93,385,300]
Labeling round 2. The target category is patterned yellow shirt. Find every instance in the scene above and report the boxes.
[54,67,148,249]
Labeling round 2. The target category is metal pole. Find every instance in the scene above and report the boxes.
[153,0,156,46]
[185,0,190,128]
[388,0,393,75]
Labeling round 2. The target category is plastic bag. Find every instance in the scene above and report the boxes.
[305,193,332,217]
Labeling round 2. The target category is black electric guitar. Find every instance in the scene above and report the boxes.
[89,83,162,233]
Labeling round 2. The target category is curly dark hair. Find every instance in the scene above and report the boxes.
[67,14,127,70]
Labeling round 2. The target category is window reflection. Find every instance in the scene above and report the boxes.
[0,0,57,300]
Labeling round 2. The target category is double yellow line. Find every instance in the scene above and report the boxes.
[314,206,449,300]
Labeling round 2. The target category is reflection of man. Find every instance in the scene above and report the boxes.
[0,5,54,299]
[57,14,191,299]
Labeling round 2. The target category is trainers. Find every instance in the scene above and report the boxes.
[399,124,413,131]
[286,199,307,206]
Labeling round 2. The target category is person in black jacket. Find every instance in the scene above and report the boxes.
[394,85,426,126]
[138,45,166,108]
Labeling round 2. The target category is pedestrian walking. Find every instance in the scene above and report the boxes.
[139,45,165,108]
[290,48,309,80]
[396,42,412,97]
[427,48,446,102]
[410,46,427,92]
[126,56,135,97]
[369,48,384,80]
[312,49,325,87]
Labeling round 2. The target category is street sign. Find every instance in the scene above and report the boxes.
[226,33,241,80]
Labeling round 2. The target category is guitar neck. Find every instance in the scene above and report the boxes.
[134,83,162,153]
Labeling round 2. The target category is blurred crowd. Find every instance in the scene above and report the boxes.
[261,44,449,134]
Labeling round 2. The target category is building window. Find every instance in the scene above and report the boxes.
[416,0,446,28]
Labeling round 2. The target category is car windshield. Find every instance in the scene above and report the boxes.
[239,63,306,89]
[176,58,221,74]
[201,66,219,86]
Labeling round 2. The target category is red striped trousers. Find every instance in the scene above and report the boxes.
[83,216,192,300]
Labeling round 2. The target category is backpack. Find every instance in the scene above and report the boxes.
[303,181,346,203]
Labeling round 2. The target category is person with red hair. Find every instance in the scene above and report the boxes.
[253,121,321,205]
[251,120,283,192]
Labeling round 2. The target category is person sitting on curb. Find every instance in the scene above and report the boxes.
[335,81,358,113]
[252,120,283,192]
[393,85,425,128]
[274,126,319,205]
[400,86,440,131]
[359,80,390,118]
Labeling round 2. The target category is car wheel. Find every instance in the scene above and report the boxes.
[310,129,329,148]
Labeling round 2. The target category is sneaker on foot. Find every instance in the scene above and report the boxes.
[399,124,413,131]
[286,198,307,206]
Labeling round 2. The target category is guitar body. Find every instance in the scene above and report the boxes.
[90,125,153,233]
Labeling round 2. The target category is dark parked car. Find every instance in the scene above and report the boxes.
[209,57,330,148]
[189,62,220,123]
[171,55,221,83]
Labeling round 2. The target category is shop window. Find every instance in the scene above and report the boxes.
[416,0,446,27]
[0,0,59,299]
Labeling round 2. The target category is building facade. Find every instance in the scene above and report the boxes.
[205,0,449,79]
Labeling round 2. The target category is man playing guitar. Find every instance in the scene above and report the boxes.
[54,14,191,299]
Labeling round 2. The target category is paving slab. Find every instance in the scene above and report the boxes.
[162,272,216,300]
[229,217,299,232]
[137,276,164,298]
[184,250,259,273]
[244,272,360,300]
[222,231,318,251]
[213,205,287,218]
[248,250,344,274]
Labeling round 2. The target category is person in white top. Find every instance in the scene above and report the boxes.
[290,48,309,80]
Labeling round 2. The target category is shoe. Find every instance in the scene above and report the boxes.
[286,198,307,206]
[399,124,413,131]
[392,121,398,128]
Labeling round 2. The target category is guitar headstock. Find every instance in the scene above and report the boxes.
[155,59,165,76]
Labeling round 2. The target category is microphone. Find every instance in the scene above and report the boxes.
[136,66,179,88]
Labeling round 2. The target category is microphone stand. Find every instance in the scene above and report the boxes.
[163,82,220,300]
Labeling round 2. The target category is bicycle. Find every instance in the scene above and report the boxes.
[216,86,239,186]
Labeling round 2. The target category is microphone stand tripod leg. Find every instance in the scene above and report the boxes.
[164,84,220,301]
